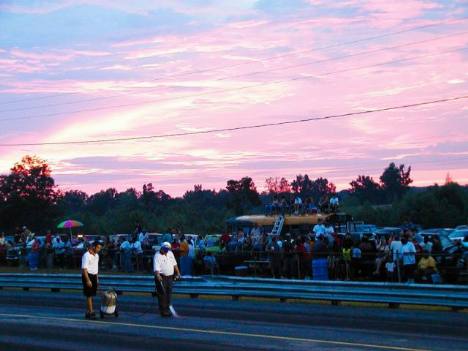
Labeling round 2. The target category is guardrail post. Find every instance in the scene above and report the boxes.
[190,294,199,299]
[51,288,60,293]
[232,295,240,301]
[280,297,287,303]
[388,303,400,309]
[22,287,29,291]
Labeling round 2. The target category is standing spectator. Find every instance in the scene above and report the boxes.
[197,235,206,253]
[132,237,144,271]
[138,231,148,245]
[280,195,289,215]
[351,244,362,279]
[120,237,133,273]
[312,235,329,280]
[82,241,102,320]
[268,236,282,278]
[154,242,180,317]
[373,237,390,276]
[28,237,41,271]
[179,236,191,276]
[400,235,416,283]
[282,235,296,278]
[390,234,403,281]
[53,235,65,269]
[63,236,73,269]
[45,231,54,270]
[203,252,218,275]
[342,234,353,280]
[293,195,303,215]
[423,236,433,253]
[220,232,231,249]
[329,195,339,212]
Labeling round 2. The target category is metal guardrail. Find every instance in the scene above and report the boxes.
[0,273,467,310]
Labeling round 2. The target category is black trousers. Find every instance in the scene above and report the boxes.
[155,275,173,315]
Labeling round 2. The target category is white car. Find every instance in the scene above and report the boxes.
[449,229,468,242]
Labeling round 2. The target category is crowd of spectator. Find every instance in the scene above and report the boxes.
[266,194,339,215]
[1,223,466,284]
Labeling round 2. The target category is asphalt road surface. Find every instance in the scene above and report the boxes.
[0,289,467,351]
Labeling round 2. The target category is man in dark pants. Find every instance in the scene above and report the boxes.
[154,242,180,317]
[82,241,102,319]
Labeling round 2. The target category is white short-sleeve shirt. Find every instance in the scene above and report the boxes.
[153,251,177,276]
[82,251,99,275]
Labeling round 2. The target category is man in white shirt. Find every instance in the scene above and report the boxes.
[400,236,416,283]
[313,219,326,239]
[82,241,102,319]
[154,242,180,317]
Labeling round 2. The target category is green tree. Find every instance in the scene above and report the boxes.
[226,177,261,215]
[380,163,412,202]
[0,155,59,231]
[349,175,382,203]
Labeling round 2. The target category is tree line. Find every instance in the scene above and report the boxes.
[0,155,466,234]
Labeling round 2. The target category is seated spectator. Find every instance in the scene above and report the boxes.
[313,219,326,239]
[305,197,318,214]
[416,249,438,283]
[319,195,330,213]
[203,252,218,275]
[272,195,280,215]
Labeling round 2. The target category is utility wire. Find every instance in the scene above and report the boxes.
[0,44,465,123]
[0,94,465,147]
[1,19,465,106]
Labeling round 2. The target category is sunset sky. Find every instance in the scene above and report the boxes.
[0,0,467,196]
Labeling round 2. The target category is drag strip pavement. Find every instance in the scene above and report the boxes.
[0,290,467,351]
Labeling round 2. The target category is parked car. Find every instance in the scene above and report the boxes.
[418,228,453,250]
[449,229,468,242]
[439,243,466,283]
[374,227,402,240]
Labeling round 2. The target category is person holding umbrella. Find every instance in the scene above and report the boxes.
[154,242,180,317]
[82,240,103,319]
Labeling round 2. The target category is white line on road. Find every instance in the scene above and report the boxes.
[0,312,429,351]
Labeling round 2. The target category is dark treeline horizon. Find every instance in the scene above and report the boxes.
[1,155,467,234]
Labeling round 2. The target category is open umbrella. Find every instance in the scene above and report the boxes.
[57,219,83,229]
[57,220,84,240]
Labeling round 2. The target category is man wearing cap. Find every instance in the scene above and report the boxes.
[154,242,180,317]
[82,241,102,319]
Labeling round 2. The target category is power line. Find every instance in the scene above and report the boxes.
[0,94,466,147]
[1,19,465,106]
[0,44,465,124]
[2,30,466,115]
